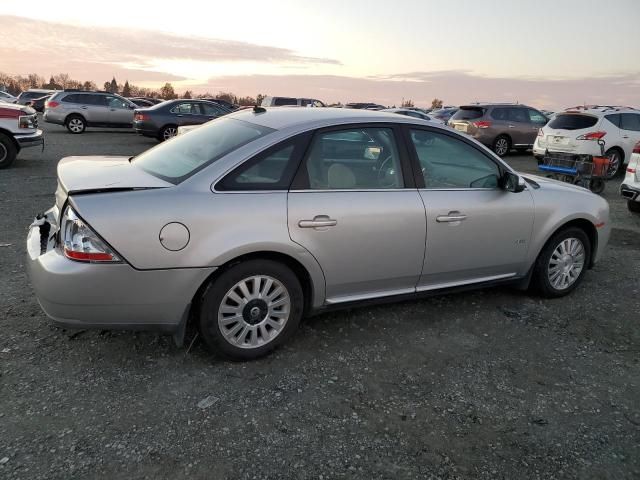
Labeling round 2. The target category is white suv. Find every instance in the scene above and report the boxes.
[533,106,640,178]
[620,141,640,213]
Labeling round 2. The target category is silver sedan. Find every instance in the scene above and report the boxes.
[27,107,611,360]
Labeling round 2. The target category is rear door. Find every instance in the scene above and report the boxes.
[170,102,202,126]
[619,113,640,162]
[198,102,227,121]
[287,125,427,304]
[83,94,111,124]
[507,107,531,146]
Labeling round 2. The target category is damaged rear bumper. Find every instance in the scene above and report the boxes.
[26,208,214,332]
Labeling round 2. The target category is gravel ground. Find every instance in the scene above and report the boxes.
[1,120,639,480]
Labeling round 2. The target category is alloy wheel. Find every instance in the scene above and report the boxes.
[163,127,177,140]
[495,138,509,156]
[68,119,84,133]
[606,151,621,178]
[547,237,585,290]
[217,275,291,349]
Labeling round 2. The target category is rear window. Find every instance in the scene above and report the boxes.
[133,117,274,184]
[548,114,598,130]
[451,107,485,121]
[274,97,297,106]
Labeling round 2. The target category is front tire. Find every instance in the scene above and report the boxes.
[493,135,511,157]
[66,115,86,134]
[0,133,17,169]
[199,260,304,360]
[532,227,591,298]
[628,200,640,213]
[605,148,623,179]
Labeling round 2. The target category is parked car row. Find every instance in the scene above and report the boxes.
[38,89,233,141]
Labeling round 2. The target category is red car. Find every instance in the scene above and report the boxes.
[0,103,44,168]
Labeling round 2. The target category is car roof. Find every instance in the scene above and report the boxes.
[561,105,638,116]
[227,106,435,130]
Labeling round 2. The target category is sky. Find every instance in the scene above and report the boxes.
[0,0,639,109]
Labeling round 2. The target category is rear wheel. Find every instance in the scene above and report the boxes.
[199,260,304,360]
[66,115,86,134]
[628,200,640,213]
[532,227,591,298]
[605,148,623,179]
[493,135,511,157]
[0,133,17,169]
[158,125,177,142]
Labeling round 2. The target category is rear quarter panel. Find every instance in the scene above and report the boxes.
[70,187,327,306]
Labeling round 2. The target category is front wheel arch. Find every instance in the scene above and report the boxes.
[537,218,597,269]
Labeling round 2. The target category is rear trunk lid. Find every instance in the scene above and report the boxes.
[448,106,486,134]
[55,155,171,212]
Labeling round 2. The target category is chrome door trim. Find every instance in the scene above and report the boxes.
[325,287,416,305]
[416,273,516,293]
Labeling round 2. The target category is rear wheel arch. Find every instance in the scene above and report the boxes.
[190,251,316,322]
[65,113,86,124]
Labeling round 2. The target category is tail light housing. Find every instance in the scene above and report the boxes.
[537,128,544,137]
[633,141,640,155]
[576,131,606,141]
[45,100,60,109]
[60,206,121,263]
[134,113,149,121]
[473,120,492,129]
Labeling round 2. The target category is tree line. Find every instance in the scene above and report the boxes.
[0,72,266,106]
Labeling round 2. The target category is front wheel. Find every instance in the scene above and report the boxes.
[605,148,623,179]
[0,133,17,169]
[532,227,591,298]
[199,260,304,360]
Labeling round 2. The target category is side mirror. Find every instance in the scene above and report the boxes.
[503,171,526,193]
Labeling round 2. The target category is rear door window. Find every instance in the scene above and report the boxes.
[171,103,198,115]
[548,114,598,130]
[605,114,621,128]
[508,108,528,123]
[490,108,509,121]
[620,113,640,132]
[199,103,226,116]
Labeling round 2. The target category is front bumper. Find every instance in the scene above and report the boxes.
[15,129,44,149]
[27,209,215,332]
[620,183,640,202]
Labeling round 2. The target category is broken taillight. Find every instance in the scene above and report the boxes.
[60,206,121,263]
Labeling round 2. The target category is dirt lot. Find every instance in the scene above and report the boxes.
[1,120,639,480]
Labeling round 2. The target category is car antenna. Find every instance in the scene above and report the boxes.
[253,105,266,114]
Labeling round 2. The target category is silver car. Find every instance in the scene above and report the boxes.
[27,107,611,360]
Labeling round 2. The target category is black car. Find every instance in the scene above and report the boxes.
[28,95,51,113]
[17,90,56,105]
[133,99,231,141]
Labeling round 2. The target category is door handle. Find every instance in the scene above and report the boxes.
[176,114,183,117]
[298,216,337,228]
[81,106,88,109]
[436,211,467,223]
[508,125,515,128]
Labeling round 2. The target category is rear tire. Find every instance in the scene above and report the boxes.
[0,133,17,169]
[604,148,623,179]
[66,115,86,134]
[158,125,177,142]
[493,135,511,157]
[532,227,591,298]
[628,200,640,213]
[199,260,304,360]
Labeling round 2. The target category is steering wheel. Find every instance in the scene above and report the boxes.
[377,155,398,188]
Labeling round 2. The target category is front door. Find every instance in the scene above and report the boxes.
[525,108,548,145]
[105,95,134,126]
[507,107,531,147]
[287,126,426,304]
[405,127,534,290]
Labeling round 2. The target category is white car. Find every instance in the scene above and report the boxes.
[0,90,17,103]
[620,141,640,213]
[533,106,640,178]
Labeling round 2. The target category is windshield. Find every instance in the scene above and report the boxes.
[133,117,274,184]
